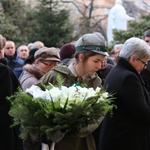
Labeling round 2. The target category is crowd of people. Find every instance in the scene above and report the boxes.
[1,28,150,150]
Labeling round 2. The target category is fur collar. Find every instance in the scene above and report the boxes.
[23,64,45,79]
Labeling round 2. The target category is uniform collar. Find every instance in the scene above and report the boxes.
[68,62,96,80]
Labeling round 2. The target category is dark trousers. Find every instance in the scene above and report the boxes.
[23,136,41,150]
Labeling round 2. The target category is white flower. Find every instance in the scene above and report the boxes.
[61,86,69,92]
[86,88,97,98]
[67,86,76,101]
[95,87,101,93]
[59,87,69,108]
[98,97,104,101]
[25,85,45,98]
[49,87,61,102]
[41,89,51,100]
[97,92,109,102]
[74,87,87,102]
[25,85,110,109]
[101,92,109,98]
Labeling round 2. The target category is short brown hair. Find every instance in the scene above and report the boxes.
[74,50,98,63]
[0,34,6,50]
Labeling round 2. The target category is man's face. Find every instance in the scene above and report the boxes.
[144,36,150,47]
[17,45,29,60]
[4,41,16,57]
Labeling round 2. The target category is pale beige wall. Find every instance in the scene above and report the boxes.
[24,0,150,36]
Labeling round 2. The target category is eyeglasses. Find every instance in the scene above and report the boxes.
[137,58,147,67]
[40,60,52,66]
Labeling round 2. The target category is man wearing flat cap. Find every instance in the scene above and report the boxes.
[20,47,60,91]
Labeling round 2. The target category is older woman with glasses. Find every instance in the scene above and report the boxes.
[98,37,150,150]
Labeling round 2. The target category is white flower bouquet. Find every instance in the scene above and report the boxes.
[8,84,114,143]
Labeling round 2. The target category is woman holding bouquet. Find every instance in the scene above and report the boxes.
[36,32,109,150]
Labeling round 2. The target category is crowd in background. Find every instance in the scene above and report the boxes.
[1,29,150,150]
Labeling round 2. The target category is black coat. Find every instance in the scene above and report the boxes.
[96,63,114,85]
[0,58,23,150]
[98,57,150,150]
[140,60,150,95]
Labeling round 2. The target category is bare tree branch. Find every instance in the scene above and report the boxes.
[60,0,109,36]
[142,0,150,8]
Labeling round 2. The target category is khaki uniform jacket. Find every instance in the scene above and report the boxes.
[37,64,102,89]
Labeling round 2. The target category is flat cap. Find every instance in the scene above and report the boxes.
[34,47,60,62]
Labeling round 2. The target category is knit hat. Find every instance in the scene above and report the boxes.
[60,43,76,60]
[75,32,109,56]
[34,47,60,62]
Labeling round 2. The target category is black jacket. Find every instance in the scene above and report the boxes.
[0,57,23,150]
[99,57,150,150]
[4,52,24,78]
[140,60,150,95]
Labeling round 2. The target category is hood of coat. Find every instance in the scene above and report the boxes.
[23,64,45,79]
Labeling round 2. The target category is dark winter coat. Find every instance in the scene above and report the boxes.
[98,57,150,150]
[140,60,150,95]
[0,57,23,150]
[5,52,24,78]
[97,63,114,85]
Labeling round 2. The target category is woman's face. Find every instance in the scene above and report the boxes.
[130,56,148,73]
[80,54,106,75]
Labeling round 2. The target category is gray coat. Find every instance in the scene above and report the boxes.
[19,64,45,91]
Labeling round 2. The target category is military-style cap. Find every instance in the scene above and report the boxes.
[75,32,109,56]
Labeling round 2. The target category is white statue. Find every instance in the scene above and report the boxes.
[107,0,135,43]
